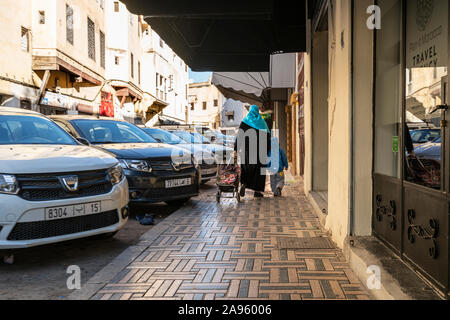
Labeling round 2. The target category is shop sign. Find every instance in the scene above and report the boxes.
[407,0,448,68]
[392,136,399,153]
[41,92,78,110]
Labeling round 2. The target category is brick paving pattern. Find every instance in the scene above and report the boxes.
[91,179,370,300]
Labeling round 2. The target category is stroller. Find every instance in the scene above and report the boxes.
[216,158,241,203]
[405,155,440,189]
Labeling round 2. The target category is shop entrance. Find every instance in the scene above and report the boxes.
[310,8,329,211]
[373,0,449,297]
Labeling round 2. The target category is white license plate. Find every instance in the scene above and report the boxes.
[165,178,192,188]
[45,202,102,221]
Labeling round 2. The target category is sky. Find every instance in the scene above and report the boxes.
[189,69,212,84]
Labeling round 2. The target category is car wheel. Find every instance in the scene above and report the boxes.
[166,198,191,206]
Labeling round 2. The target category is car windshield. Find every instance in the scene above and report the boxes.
[71,119,158,144]
[410,129,440,144]
[171,131,196,144]
[192,132,210,144]
[0,115,77,145]
[143,128,184,144]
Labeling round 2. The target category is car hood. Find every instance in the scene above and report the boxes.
[415,142,441,160]
[173,143,214,157]
[95,143,189,160]
[0,145,118,174]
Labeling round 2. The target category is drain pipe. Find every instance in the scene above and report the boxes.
[349,0,355,239]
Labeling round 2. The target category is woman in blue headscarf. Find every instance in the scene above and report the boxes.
[234,105,271,198]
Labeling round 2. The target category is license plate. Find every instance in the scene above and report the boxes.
[45,202,102,221]
[165,178,192,188]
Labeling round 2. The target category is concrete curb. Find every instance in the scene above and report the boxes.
[343,237,442,300]
[67,200,200,300]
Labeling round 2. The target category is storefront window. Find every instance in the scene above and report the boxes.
[404,0,448,189]
[374,0,402,178]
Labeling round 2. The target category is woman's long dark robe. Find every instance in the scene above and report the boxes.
[234,122,271,192]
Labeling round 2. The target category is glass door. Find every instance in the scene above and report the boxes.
[403,0,449,294]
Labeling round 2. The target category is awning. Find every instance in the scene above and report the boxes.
[141,94,169,122]
[113,86,143,101]
[211,72,270,107]
[121,0,307,71]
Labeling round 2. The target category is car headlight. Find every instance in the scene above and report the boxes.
[0,174,20,195]
[108,164,125,185]
[119,159,152,173]
[191,155,199,167]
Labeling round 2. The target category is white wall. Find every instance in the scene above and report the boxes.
[325,0,352,248]
[352,0,374,236]
[189,82,224,126]
[0,0,33,87]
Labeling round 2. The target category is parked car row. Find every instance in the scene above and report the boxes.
[0,107,233,250]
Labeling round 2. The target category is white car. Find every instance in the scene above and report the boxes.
[0,107,129,250]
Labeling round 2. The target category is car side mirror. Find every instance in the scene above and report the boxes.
[77,137,91,146]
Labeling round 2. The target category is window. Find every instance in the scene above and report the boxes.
[130,53,134,78]
[115,56,120,65]
[20,27,29,52]
[114,1,119,12]
[202,102,207,110]
[138,61,141,85]
[228,115,234,122]
[87,18,95,61]
[66,5,74,45]
[39,11,45,24]
[72,120,157,144]
[214,99,218,107]
[374,0,401,178]
[100,31,105,68]
[191,103,195,111]
[156,73,159,87]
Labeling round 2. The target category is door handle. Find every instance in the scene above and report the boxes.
[429,105,448,114]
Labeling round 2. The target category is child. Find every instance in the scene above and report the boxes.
[268,138,289,197]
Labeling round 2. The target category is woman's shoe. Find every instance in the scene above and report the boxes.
[275,187,282,197]
[239,185,246,197]
[254,192,264,198]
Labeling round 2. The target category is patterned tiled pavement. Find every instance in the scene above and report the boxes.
[90,178,371,300]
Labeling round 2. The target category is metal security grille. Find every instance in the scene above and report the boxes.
[100,31,105,68]
[66,5,73,45]
[16,169,112,201]
[87,17,95,61]
[7,210,119,241]
[147,184,197,198]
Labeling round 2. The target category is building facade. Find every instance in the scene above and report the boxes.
[0,0,107,114]
[220,98,248,132]
[188,81,224,129]
[302,0,449,298]
[0,0,190,125]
